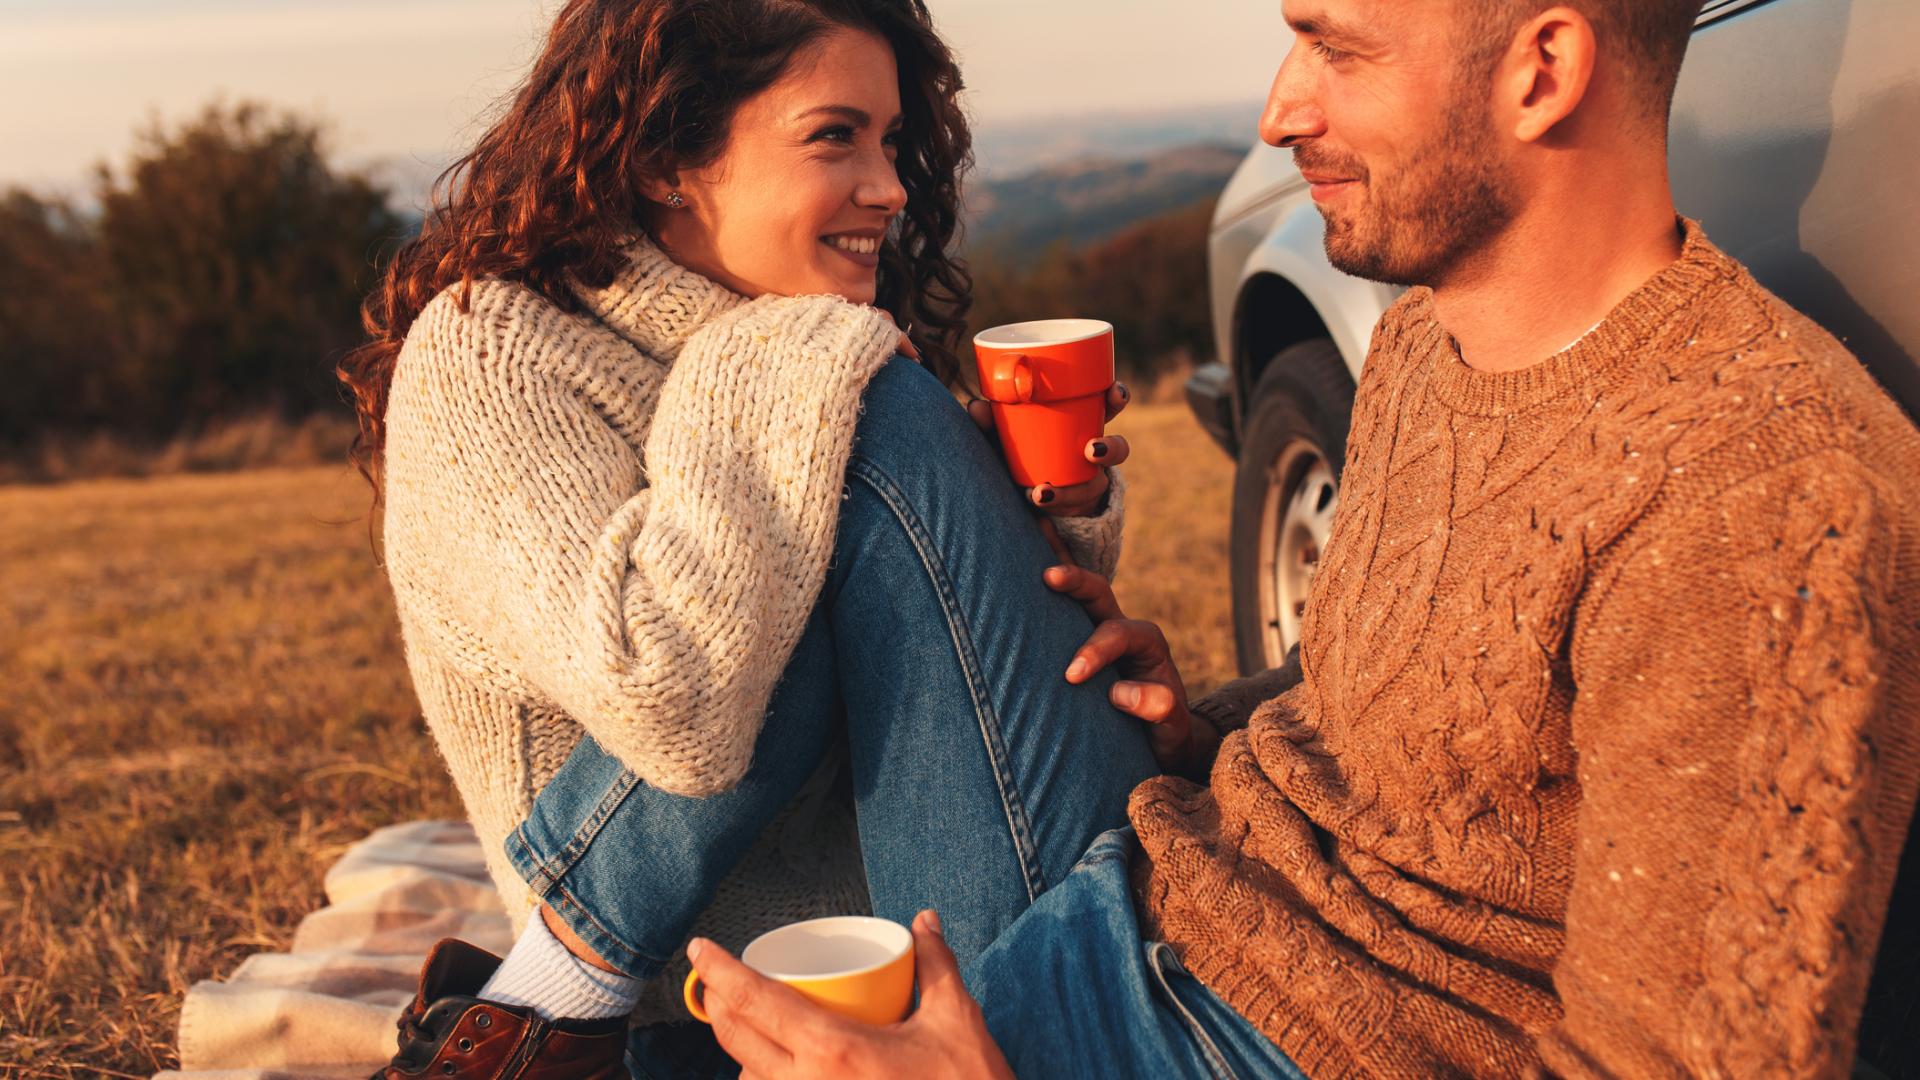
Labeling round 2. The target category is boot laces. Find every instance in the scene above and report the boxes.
[367,1005,435,1079]
[396,1006,436,1046]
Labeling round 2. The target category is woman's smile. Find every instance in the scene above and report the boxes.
[823,230,884,268]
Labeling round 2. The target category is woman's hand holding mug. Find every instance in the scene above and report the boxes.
[968,319,1131,525]
[967,383,1130,518]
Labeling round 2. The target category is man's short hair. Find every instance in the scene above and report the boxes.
[1461,0,1703,123]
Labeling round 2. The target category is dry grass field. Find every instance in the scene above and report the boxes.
[0,394,1236,1076]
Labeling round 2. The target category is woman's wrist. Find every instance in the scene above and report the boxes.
[1078,472,1113,517]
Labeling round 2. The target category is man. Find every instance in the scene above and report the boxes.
[688,0,1920,1075]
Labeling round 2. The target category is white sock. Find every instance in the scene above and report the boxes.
[478,911,642,1022]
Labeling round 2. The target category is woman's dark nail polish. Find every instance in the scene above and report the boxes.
[1116,382,1130,401]
[1091,442,1109,459]
[1036,488,1054,505]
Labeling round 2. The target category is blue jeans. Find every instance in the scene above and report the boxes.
[967,828,1307,1080]
[505,355,1303,1078]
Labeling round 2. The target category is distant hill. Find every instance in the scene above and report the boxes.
[964,142,1245,259]
[970,101,1261,178]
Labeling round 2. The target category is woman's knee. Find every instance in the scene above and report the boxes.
[835,355,1056,602]
[850,354,1002,486]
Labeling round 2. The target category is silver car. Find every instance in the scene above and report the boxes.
[1188,0,1918,1070]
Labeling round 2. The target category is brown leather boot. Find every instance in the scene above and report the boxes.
[371,938,628,1079]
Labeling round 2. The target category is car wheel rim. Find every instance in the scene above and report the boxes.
[1256,439,1337,665]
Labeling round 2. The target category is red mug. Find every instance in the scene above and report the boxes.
[972,319,1114,488]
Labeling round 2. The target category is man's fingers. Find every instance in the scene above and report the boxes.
[689,940,799,1074]
[966,398,994,434]
[1104,381,1131,422]
[910,911,968,1008]
[1084,435,1130,467]
[1111,680,1179,723]
[710,1006,796,1078]
[1064,620,1147,683]
[693,939,787,1034]
[1043,564,1123,623]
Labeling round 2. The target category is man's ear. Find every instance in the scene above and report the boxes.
[1496,5,1597,143]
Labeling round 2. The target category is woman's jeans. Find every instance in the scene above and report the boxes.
[503,353,1161,975]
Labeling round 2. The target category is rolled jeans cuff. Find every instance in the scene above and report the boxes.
[504,745,668,979]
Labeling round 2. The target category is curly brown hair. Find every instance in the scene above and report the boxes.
[336,0,973,505]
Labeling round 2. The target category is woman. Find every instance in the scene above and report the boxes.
[337,1,1184,1076]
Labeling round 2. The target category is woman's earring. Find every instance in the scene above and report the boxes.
[665,191,687,208]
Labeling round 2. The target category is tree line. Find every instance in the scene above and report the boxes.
[0,100,1213,478]
[1,103,403,461]
[966,198,1217,388]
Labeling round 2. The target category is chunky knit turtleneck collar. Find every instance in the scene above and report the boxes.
[1419,216,1732,417]
[567,231,747,363]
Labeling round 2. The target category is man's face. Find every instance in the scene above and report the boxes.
[1262,0,1516,286]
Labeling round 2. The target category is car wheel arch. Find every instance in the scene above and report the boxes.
[1233,272,1331,421]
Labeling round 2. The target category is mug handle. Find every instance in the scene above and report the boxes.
[988,353,1035,403]
[684,969,712,1024]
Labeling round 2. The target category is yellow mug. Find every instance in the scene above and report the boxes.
[684,915,915,1026]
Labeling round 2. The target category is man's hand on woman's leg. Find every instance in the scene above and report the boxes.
[689,911,1015,1080]
[1045,564,1220,778]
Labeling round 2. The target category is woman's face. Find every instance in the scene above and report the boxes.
[653,27,908,305]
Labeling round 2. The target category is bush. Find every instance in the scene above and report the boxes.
[94,101,406,431]
[0,101,407,461]
[0,191,119,444]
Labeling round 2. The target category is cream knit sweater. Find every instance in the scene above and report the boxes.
[379,234,1126,1016]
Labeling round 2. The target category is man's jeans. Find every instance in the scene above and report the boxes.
[970,828,1307,1080]
[504,355,1304,1078]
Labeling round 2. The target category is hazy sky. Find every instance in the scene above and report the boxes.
[0,0,1288,200]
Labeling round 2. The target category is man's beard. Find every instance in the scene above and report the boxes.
[1297,89,1516,287]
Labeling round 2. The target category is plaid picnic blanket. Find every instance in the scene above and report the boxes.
[155,821,512,1080]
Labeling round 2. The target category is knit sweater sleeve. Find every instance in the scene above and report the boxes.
[1050,468,1127,581]
[390,288,902,797]
[1541,449,1915,1079]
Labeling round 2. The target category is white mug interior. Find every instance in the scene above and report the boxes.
[972,318,1113,350]
[740,915,912,980]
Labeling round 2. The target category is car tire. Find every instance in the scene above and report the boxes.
[1229,338,1355,675]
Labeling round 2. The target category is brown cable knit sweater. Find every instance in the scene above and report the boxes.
[1132,220,1920,1078]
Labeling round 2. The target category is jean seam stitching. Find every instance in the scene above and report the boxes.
[1146,942,1242,1080]
[520,768,640,889]
[1070,849,1127,874]
[558,769,641,873]
[847,453,1047,901]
